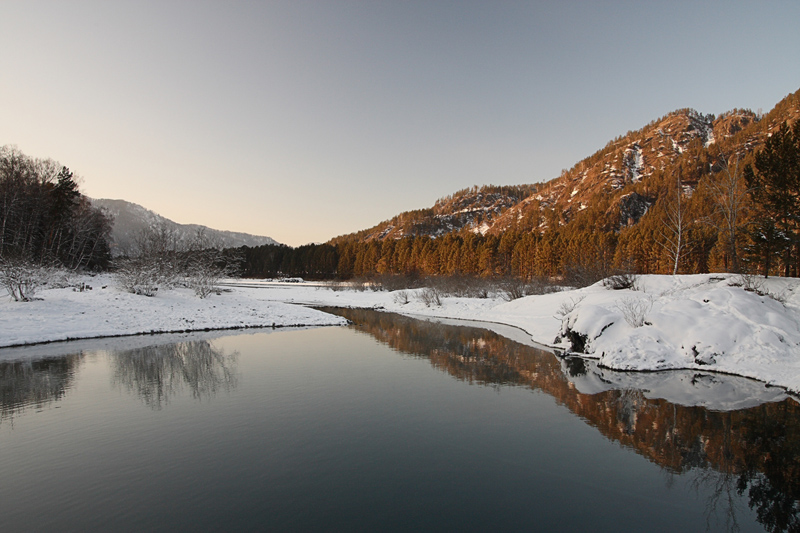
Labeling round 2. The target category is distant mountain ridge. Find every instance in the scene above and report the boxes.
[331,88,800,244]
[91,198,280,255]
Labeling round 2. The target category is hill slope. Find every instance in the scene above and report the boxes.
[332,88,800,244]
[91,198,280,255]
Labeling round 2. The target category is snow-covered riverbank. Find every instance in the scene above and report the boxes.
[0,274,347,348]
[2,273,800,393]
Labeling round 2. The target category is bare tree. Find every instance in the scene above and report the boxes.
[615,296,653,328]
[658,176,692,275]
[183,228,239,298]
[0,256,55,301]
[115,225,238,298]
[114,223,182,296]
[706,154,750,273]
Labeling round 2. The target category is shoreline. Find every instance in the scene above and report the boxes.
[2,273,799,395]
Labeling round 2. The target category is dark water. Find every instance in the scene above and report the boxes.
[0,310,798,532]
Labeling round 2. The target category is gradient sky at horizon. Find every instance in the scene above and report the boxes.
[2,1,799,246]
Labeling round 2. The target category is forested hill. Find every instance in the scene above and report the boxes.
[332,89,798,245]
[237,87,800,280]
[328,185,539,244]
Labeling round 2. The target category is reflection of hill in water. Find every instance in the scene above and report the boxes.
[326,307,800,533]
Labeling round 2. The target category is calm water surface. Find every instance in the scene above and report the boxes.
[0,309,797,532]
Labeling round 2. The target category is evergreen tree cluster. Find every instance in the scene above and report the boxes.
[744,120,800,277]
[0,146,112,270]
[235,114,800,282]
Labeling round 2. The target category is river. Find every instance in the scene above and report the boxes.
[0,309,796,531]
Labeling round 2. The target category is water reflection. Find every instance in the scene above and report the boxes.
[0,338,238,417]
[111,340,238,410]
[325,307,800,533]
[0,353,83,424]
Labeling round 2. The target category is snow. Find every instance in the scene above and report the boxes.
[2,273,800,398]
[704,128,716,147]
[474,222,491,235]
[624,144,644,182]
[561,358,788,411]
[0,274,347,347]
[556,275,800,393]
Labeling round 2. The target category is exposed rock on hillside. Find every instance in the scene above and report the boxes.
[331,88,800,245]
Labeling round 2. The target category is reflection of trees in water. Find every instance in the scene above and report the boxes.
[0,339,238,419]
[111,340,238,410]
[321,307,549,387]
[324,307,800,532]
[614,388,647,436]
[687,412,745,533]
[735,404,800,533]
[0,353,84,424]
[685,406,800,533]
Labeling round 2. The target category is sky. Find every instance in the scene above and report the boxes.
[2,1,799,246]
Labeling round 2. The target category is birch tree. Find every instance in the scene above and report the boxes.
[658,176,691,275]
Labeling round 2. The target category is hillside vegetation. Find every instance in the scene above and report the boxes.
[239,88,800,282]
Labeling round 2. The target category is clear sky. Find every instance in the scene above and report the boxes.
[2,1,799,246]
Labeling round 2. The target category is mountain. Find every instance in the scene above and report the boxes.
[331,88,800,245]
[239,87,800,280]
[330,185,538,244]
[91,198,280,256]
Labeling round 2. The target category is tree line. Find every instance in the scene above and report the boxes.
[2,117,797,287]
[236,119,800,282]
[0,145,112,270]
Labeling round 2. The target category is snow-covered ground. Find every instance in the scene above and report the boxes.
[0,274,347,348]
[2,273,800,395]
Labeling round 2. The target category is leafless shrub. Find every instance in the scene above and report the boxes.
[766,289,787,305]
[603,272,639,290]
[526,277,561,295]
[114,258,168,297]
[114,226,239,298]
[326,279,370,292]
[730,273,764,293]
[730,273,788,304]
[563,261,613,288]
[327,280,348,292]
[185,251,238,298]
[499,276,558,301]
[616,296,653,328]
[555,295,585,319]
[372,274,423,292]
[351,278,371,291]
[392,290,410,305]
[114,223,182,296]
[500,278,528,301]
[49,270,75,289]
[416,287,442,307]
[0,257,56,301]
[412,275,488,298]
[343,274,564,301]
[183,234,240,299]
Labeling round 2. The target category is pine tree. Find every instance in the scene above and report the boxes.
[744,120,800,276]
